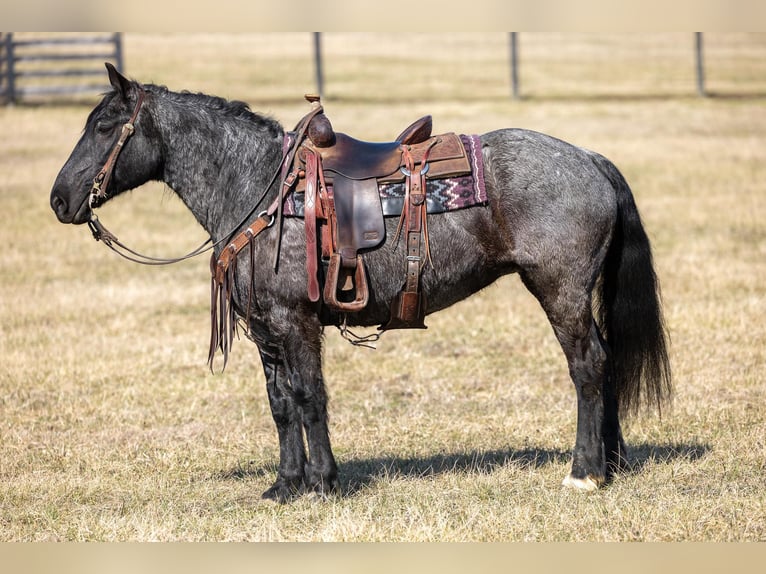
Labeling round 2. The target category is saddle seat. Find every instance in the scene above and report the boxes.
[314,134,405,180]
[303,111,433,178]
[293,111,466,194]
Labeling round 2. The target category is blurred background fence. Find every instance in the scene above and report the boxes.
[2,32,764,105]
[1,32,124,104]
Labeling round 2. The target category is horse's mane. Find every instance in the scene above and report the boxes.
[145,83,282,135]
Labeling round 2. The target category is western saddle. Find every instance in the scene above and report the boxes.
[293,95,472,330]
[212,95,472,343]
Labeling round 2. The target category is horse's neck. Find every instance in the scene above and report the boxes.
[158,99,284,242]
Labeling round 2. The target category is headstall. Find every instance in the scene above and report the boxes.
[89,87,146,209]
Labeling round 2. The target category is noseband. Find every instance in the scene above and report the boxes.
[89,87,146,209]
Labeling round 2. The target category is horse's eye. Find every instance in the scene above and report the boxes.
[95,121,114,135]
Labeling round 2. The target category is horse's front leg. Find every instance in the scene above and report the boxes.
[258,344,309,502]
[282,324,339,497]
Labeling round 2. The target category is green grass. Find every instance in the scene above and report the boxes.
[1,33,765,541]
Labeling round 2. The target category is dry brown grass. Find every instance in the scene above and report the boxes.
[1,33,765,541]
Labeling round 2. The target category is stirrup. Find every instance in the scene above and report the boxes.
[323,254,369,312]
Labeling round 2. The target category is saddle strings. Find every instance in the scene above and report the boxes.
[338,316,381,349]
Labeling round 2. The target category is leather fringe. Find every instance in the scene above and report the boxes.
[208,234,264,371]
[208,251,239,371]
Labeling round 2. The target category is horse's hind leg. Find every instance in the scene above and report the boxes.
[521,274,609,490]
[559,317,609,490]
[258,346,309,502]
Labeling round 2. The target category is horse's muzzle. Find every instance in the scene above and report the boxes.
[50,187,91,225]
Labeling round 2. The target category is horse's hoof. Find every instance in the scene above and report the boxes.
[261,480,304,503]
[306,478,340,500]
[306,490,334,503]
[562,473,603,491]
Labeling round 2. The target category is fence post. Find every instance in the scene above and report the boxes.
[695,32,706,97]
[313,32,324,99]
[509,32,520,100]
[3,33,16,104]
[114,32,125,73]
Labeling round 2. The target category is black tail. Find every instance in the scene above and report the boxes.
[591,153,672,416]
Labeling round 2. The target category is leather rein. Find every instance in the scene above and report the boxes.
[85,86,310,267]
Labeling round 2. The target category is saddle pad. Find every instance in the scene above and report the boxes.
[283,134,486,217]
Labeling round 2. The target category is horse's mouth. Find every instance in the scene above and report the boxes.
[70,181,97,224]
[71,201,92,225]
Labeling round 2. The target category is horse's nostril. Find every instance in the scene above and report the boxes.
[51,193,67,216]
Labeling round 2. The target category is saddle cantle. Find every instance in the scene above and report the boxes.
[288,95,472,328]
[396,115,433,146]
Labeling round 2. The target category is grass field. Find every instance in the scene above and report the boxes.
[1,33,765,541]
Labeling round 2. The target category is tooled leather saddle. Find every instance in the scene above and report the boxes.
[290,95,472,329]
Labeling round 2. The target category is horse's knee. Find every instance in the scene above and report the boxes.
[580,381,601,401]
[266,382,293,426]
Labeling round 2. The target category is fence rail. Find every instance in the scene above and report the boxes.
[1,33,123,104]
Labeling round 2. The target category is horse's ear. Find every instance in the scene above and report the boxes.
[105,62,132,100]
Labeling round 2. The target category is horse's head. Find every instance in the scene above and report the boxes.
[51,63,162,225]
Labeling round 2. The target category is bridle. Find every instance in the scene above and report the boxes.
[86,85,217,266]
[85,85,216,266]
[85,86,304,267]
[89,87,146,210]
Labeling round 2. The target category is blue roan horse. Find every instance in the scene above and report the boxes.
[51,64,671,502]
